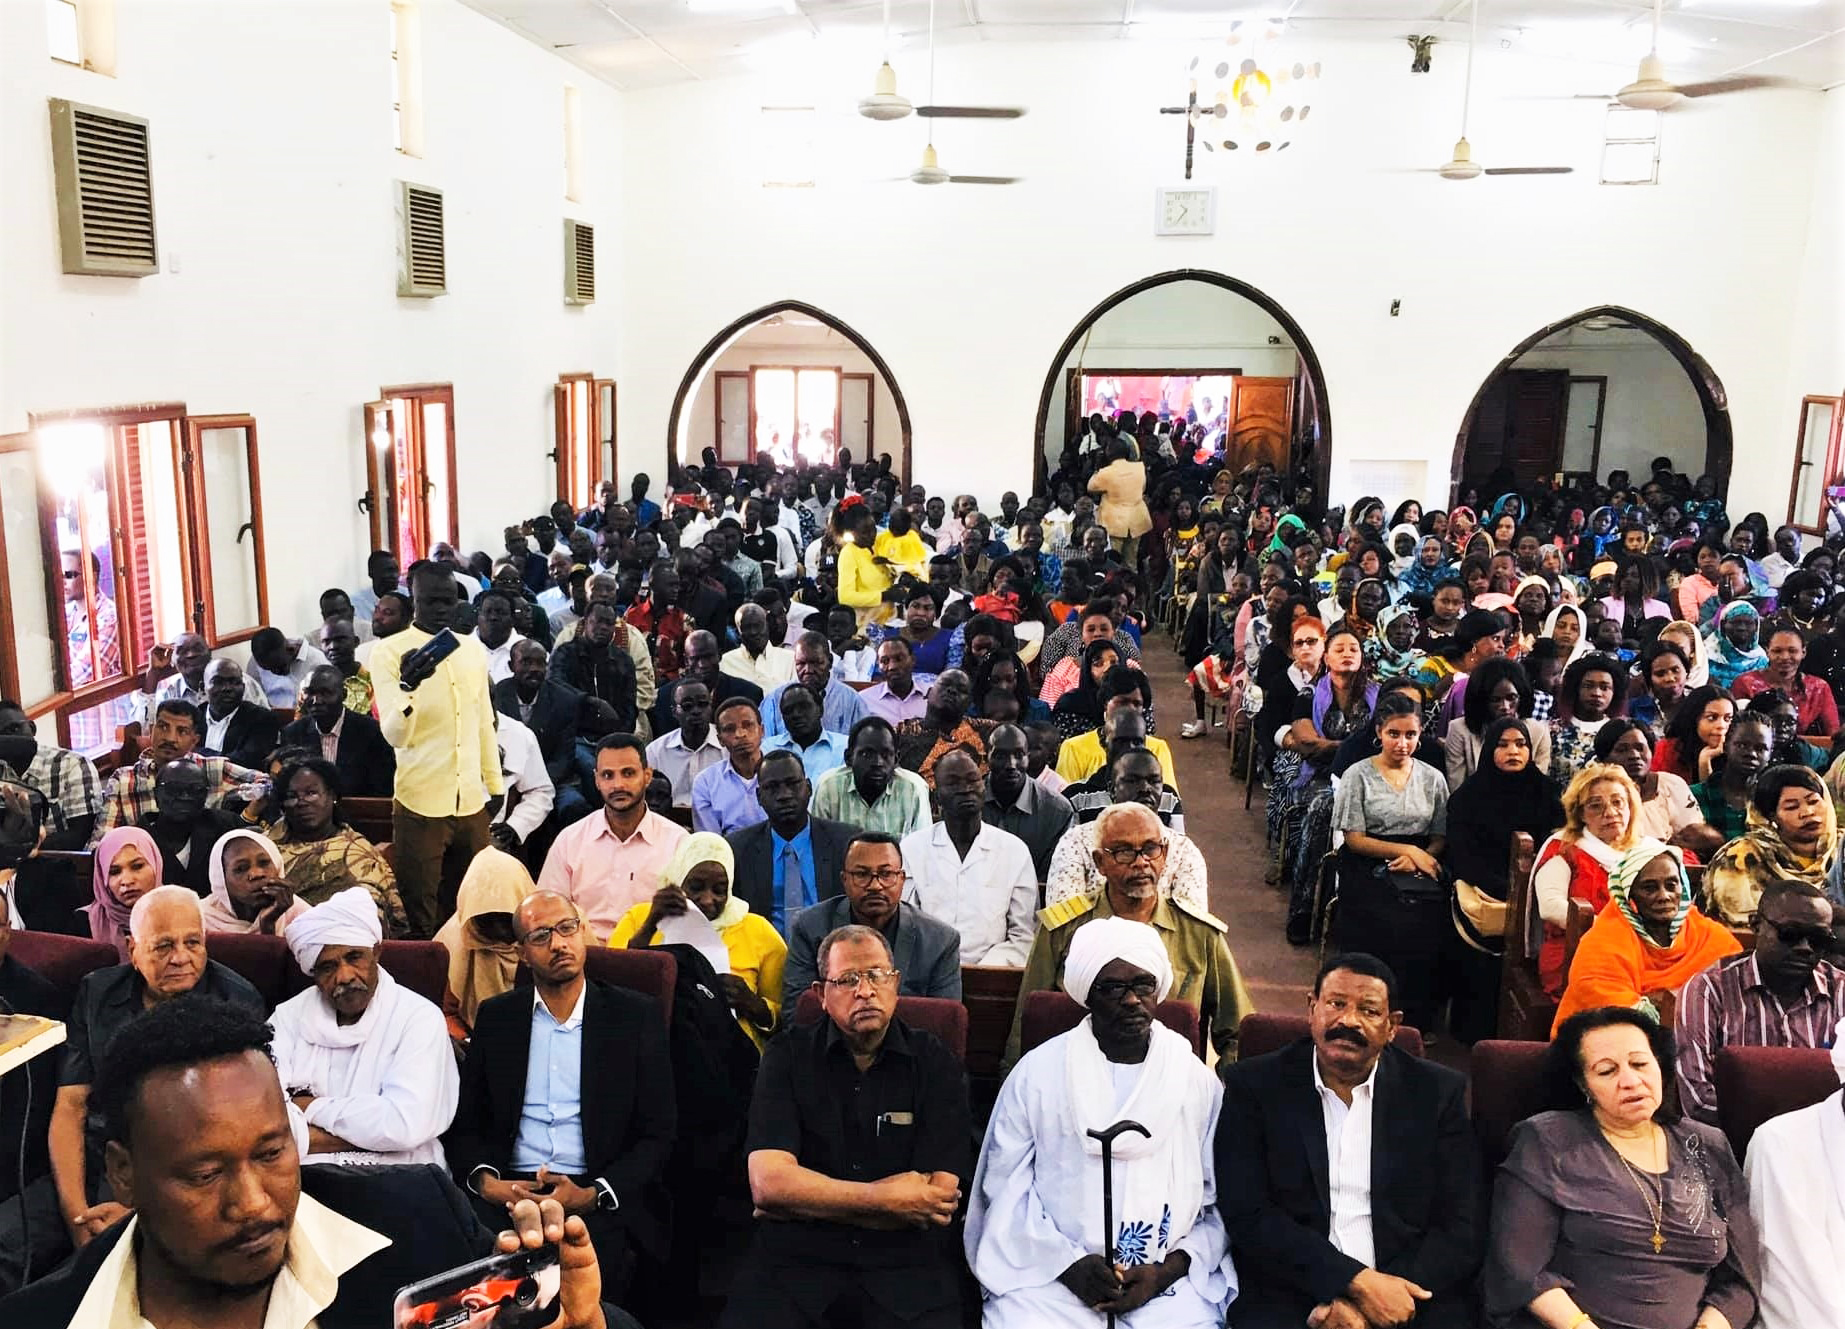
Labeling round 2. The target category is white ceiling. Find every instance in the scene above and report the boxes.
[462,0,1845,90]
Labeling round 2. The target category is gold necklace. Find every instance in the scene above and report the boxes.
[1608,1127,1667,1253]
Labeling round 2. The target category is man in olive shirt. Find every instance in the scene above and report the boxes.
[1005,802,1253,1068]
[980,723,1074,883]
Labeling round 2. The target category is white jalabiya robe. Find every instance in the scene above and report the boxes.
[271,968,459,1167]
[1745,1087,1845,1328]
[965,1019,1236,1328]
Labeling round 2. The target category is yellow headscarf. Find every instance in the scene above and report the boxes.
[663,831,749,928]
[435,847,535,1030]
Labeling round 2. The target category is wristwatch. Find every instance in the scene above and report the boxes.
[592,1178,619,1213]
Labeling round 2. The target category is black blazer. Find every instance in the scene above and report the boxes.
[725,816,856,923]
[280,710,397,798]
[492,676,582,786]
[1214,1039,1482,1329]
[207,702,283,770]
[0,1163,647,1329]
[444,980,675,1258]
[650,671,762,742]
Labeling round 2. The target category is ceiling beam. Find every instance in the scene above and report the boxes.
[587,0,703,81]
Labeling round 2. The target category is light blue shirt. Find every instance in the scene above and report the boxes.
[762,678,867,738]
[769,822,818,936]
[761,729,849,783]
[692,759,767,835]
[512,985,586,1173]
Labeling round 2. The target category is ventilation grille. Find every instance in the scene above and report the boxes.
[48,99,158,277]
[564,219,594,305]
[396,181,446,297]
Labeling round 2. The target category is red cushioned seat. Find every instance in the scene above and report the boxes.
[1235,1012,1426,1062]
[581,946,676,1032]
[1470,1039,1551,1169]
[206,932,294,1007]
[275,939,450,1008]
[790,990,969,1061]
[1017,989,1202,1057]
[1713,1045,1839,1161]
[8,929,118,1000]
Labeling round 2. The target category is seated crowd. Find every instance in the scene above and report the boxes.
[0,439,1842,1327]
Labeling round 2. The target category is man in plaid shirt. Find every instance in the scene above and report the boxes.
[87,699,265,845]
[0,698,102,846]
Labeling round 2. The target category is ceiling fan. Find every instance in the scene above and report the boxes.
[857,0,1025,122]
[889,0,1020,185]
[1411,0,1572,179]
[1570,0,1794,110]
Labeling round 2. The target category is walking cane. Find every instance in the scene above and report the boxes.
[1088,1119,1151,1329]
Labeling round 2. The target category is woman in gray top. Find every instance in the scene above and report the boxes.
[1331,691,1449,1029]
[1485,1006,1758,1329]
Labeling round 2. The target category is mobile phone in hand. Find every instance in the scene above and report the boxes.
[393,1244,560,1329]
[399,628,462,691]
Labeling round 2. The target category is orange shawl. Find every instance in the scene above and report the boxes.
[1552,902,1739,1035]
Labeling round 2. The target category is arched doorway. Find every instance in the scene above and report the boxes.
[667,301,912,483]
[1032,270,1332,498]
[1450,306,1732,504]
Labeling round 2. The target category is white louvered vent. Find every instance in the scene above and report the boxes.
[48,98,158,278]
[396,181,446,297]
[564,219,594,305]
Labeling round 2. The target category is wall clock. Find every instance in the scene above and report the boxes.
[1155,187,1215,236]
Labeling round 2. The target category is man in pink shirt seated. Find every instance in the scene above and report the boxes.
[537,733,687,941]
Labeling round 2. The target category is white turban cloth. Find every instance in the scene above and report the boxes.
[286,886,383,974]
[1833,1016,1845,1083]
[1061,916,1173,1007]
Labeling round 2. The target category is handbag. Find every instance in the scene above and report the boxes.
[1373,858,1446,906]
[1451,877,1508,954]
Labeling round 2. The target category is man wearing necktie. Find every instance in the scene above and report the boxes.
[727,750,857,936]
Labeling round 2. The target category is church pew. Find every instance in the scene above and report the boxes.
[341,796,395,846]
[791,990,968,1061]
[1469,1039,1550,1170]
[1236,1012,1425,1061]
[8,929,117,998]
[960,964,1024,1080]
[1713,1045,1838,1160]
[1497,832,1556,1040]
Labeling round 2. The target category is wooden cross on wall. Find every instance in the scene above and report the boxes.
[1158,84,1226,181]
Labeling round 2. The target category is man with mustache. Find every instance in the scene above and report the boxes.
[1214,953,1481,1329]
[269,887,457,1166]
[1676,878,1845,1125]
[1006,802,1249,1067]
[1043,746,1212,913]
[966,917,1236,1327]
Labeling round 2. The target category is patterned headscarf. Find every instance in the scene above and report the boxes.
[1704,601,1766,688]
[1607,840,1691,948]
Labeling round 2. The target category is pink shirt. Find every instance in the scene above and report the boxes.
[537,809,688,941]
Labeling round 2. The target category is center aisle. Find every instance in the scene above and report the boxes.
[1139,629,1320,1020]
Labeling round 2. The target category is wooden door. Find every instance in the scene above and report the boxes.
[1501,369,1570,492]
[1227,376,1294,475]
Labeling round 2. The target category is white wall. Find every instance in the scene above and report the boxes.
[681,323,901,469]
[1783,87,1844,447]
[1510,338,1709,486]
[614,37,1827,515]
[1042,278,1298,463]
[0,0,623,639]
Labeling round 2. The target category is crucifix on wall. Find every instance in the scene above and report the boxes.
[1158,81,1227,180]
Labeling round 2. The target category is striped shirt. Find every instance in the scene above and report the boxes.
[0,744,102,834]
[1675,950,1845,1124]
[89,754,263,844]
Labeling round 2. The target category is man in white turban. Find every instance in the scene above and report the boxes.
[967,916,1237,1327]
[1744,1017,1845,1327]
[270,887,458,1167]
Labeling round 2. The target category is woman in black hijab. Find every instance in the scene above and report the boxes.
[1050,637,1124,739]
[1442,714,1565,1042]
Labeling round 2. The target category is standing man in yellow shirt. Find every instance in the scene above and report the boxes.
[370,560,505,937]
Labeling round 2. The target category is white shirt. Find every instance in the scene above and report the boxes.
[474,630,526,686]
[205,707,236,752]
[721,643,797,691]
[899,820,1038,966]
[246,644,331,708]
[495,713,555,842]
[645,725,725,809]
[1312,1052,1379,1269]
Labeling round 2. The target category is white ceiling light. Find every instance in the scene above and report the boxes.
[858,0,912,120]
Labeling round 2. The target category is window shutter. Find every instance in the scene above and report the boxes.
[117,427,161,650]
[564,219,594,305]
[396,181,446,297]
[47,98,159,277]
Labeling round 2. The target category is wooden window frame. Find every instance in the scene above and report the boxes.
[1787,394,1845,536]
[737,364,843,465]
[595,378,616,498]
[8,402,269,745]
[842,371,875,455]
[1566,375,1609,482]
[714,370,752,465]
[552,372,604,509]
[373,382,459,560]
[1063,366,1244,447]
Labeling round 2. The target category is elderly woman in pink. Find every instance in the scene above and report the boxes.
[85,827,163,960]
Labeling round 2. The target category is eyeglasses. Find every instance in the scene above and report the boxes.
[818,967,901,992]
[843,867,906,887]
[520,916,584,948]
[1090,976,1160,1002]
[1101,841,1167,865]
[1761,919,1833,950]
[1290,637,1321,648]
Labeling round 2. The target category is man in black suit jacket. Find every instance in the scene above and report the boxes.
[201,659,283,770]
[1214,953,1481,1329]
[446,891,675,1298]
[493,642,582,792]
[280,665,396,797]
[0,995,632,1328]
[649,629,762,739]
[726,748,855,936]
